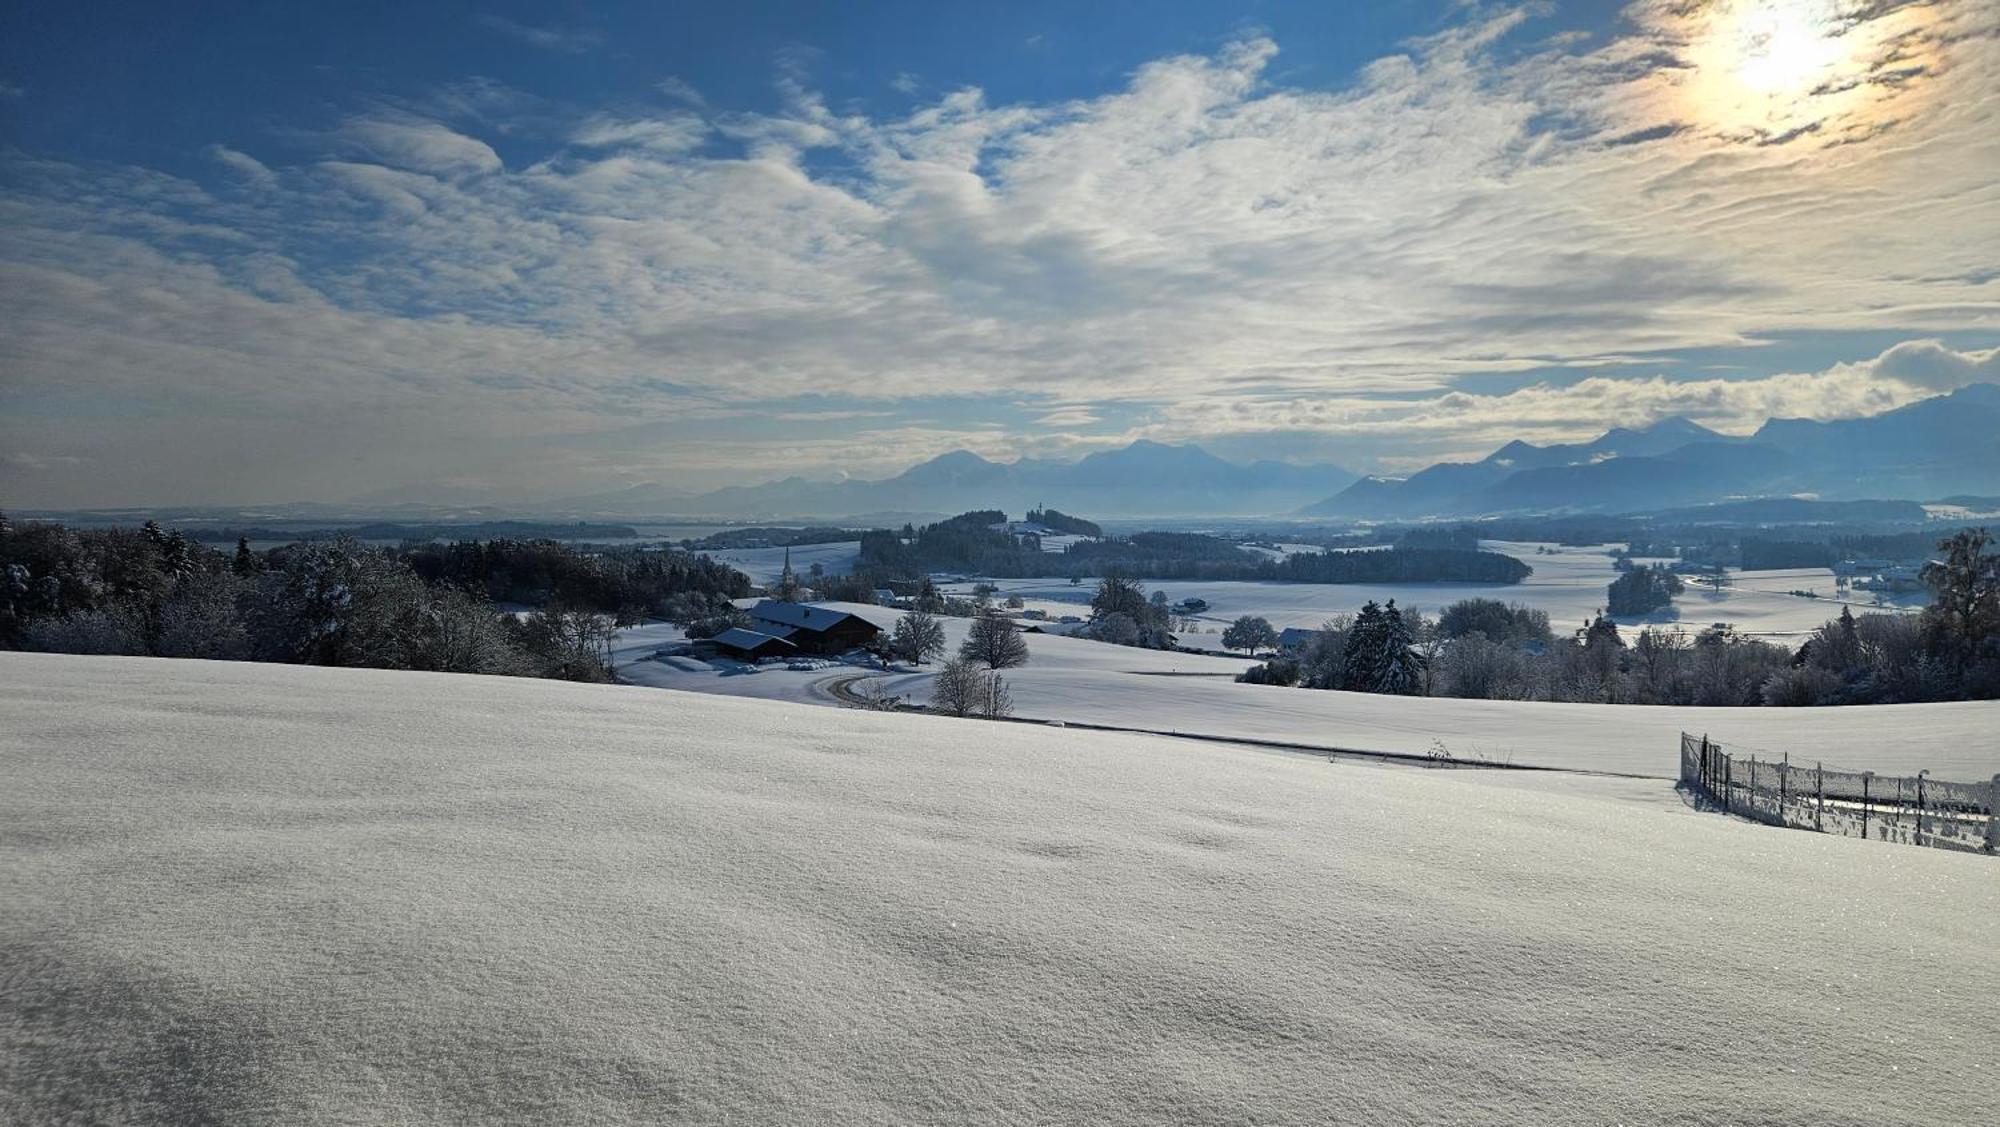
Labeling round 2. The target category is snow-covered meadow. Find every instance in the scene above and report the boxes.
[939,541,1925,642]
[695,539,862,585]
[3,654,1993,1124]
[612,604,2000,780]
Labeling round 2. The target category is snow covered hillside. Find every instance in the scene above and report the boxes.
[612,605,2000,779]
[3,654,1993,1125]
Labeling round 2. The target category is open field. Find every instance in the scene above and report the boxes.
[3,653,1994,1124]
[938,541,1927,642]
[696,540,862,585]
[612,604,2000,780]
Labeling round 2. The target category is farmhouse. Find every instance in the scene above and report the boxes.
[747,600,882,655]
[709,627,798,662]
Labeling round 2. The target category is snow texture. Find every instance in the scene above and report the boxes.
[3,653,1994,1125]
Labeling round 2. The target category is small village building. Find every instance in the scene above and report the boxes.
[746,600,883,655]
[1277,627,1317,651]
[710,627,798,662]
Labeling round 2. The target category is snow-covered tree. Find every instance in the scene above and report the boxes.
[1373,600,1423,696]
[1338,601,1386,691]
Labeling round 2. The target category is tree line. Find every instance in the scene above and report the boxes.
[856,511,1531,585]
[1,517,751,683]
[1232,529,1999,706]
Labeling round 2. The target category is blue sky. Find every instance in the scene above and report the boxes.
[2,1,1996,505]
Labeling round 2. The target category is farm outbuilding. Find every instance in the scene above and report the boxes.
[709,627,799,662]
[746,600,882,655]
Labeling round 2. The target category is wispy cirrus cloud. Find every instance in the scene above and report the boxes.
[2,2,1996,505]
[206,144,276,187]
[475,15,600,55]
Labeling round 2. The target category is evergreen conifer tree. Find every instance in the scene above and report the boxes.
[1340,601,1385,691]
[1374,599,1423,695]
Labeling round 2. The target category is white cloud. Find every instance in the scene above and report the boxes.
[2,2,1997,502]
[1134,342,2000,470]
[1033,407,1102,428]
[1866,339,2000,392]
[337,117,502,178]
[207,144,276,187]
[656,77,707,107]
[4,452,87,471]
[475,15,598,54]
[570,114,708,154]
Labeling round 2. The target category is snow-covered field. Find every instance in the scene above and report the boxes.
[941,541,1925,642]
[613,604,2000,780]
[695,540,861,585]
[610,609,1251,708]
[3,654,1992,1124]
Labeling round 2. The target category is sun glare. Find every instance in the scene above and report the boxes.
[1732,5,1842,96]
[1671,0,1885,136]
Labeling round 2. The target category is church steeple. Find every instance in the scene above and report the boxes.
[777,545,800,601]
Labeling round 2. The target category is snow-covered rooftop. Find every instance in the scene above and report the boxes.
[710,627,796,652]
[749,599,872,633]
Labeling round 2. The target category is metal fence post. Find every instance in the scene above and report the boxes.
[1916,770,1928,847]
[1988,775,1999,855]
[1862,772,1872,839]
[1815,761,1823,833]
[1784,751,1800,823]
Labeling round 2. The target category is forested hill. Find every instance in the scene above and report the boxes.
[857,512,1530,584]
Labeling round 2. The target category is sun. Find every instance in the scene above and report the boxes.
[1732,5,1844,97]
[1673,0,1861,134]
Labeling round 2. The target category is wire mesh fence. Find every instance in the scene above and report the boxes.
[1680,733,1999,854]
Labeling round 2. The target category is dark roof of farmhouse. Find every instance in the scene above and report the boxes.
[748,601,876,633]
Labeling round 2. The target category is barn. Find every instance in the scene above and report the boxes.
[746,600,882,655]
[1278,627,1318,651]
[709,627,798,662]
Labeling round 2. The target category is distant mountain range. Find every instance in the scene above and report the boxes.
[552,441,1360,520]
[1300,383,2000,520]
[323,382,1998,524]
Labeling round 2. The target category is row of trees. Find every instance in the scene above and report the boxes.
[399,537,747,619]
[885,607,1025,720]
[1231,529,2000,706]
[1,518,754,683]
[856,511,1533,586]
[1238,600,1425,693]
